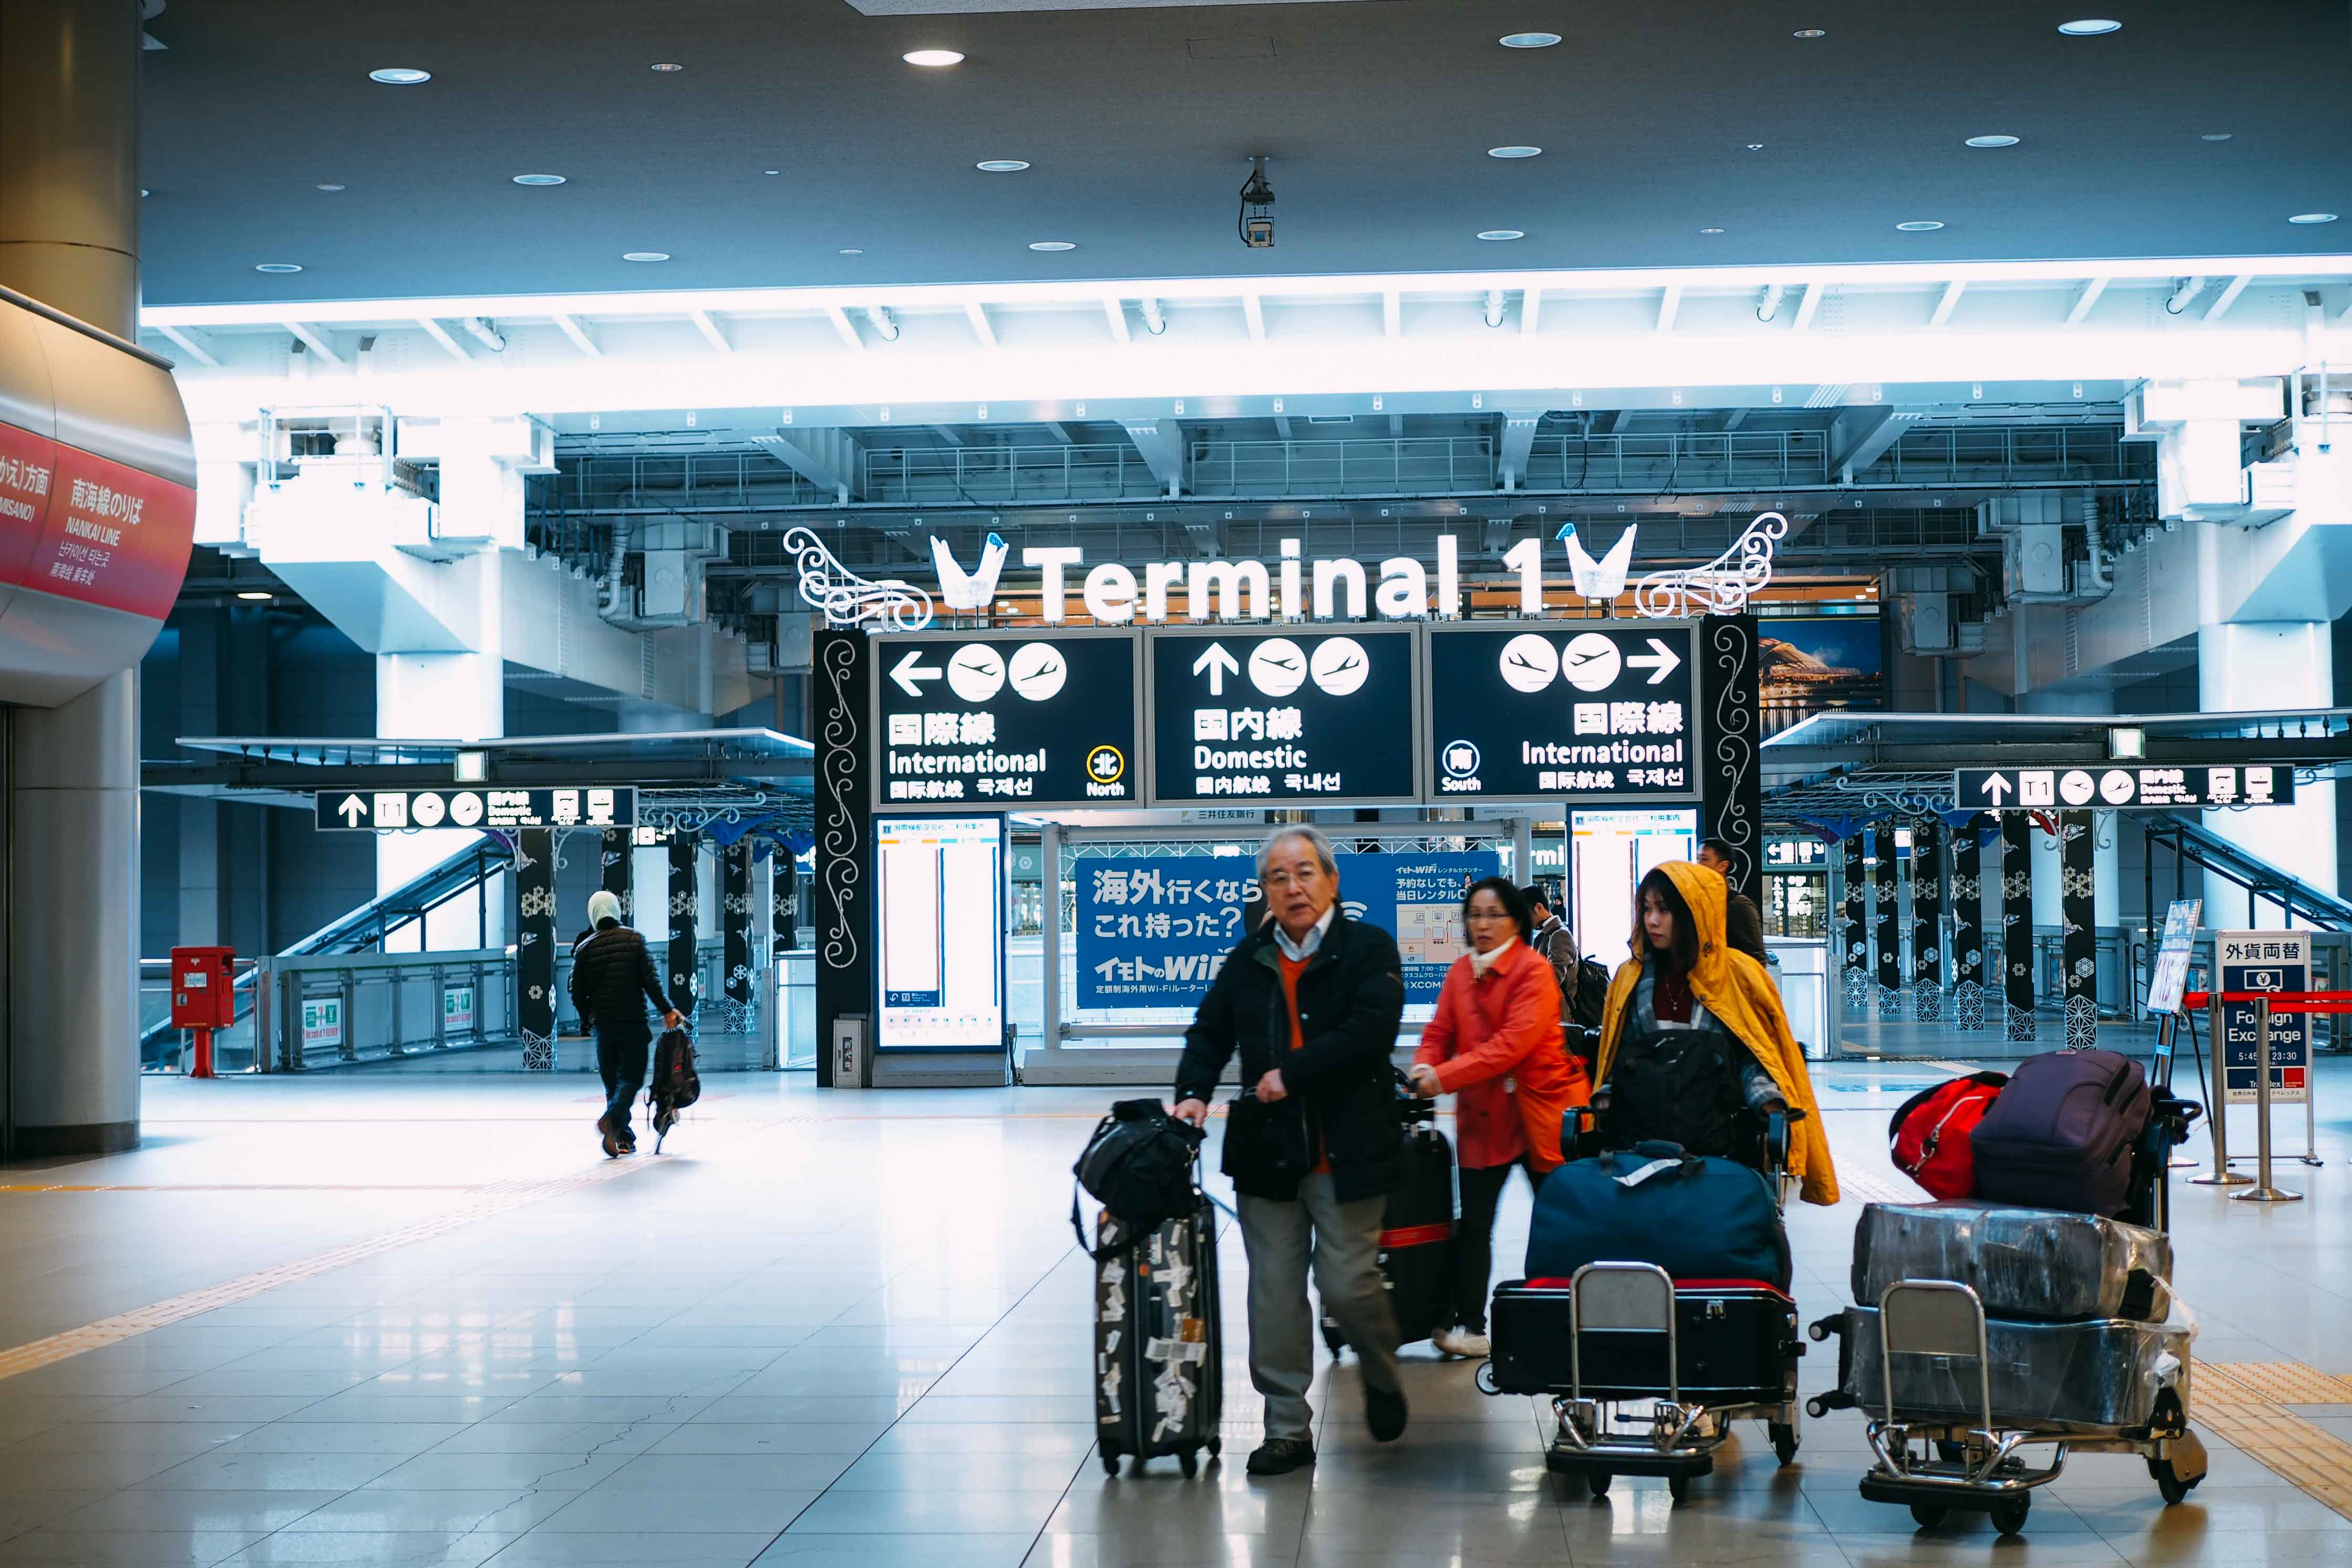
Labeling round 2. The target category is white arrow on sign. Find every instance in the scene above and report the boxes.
[1625,637,1683,686]
[1192,642,1241,697]
[336,793,369,827]
[890,649,943,698]
[1980,773,2014,806]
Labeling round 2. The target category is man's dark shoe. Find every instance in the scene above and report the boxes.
[1366,1385,1408,1443]
[1245,1437,1316,1476]
[597,1115,620,1158]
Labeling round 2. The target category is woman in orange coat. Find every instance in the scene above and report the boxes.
[1408,876,1589,1357]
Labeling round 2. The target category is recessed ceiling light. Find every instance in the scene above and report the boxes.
[839,247,865,255]
[1699,226,1726,234]
[1028,241,1077,251]
[1488,146,1542,159]
[1964,134,2020,148]
[1476,229,1525,241]
[1746,143,1766,150]
[976,160,1031,172]
[512,173,566,186]
[764,169,781,175]
[621,251,670,262]
[1498,32,1562,48]
[254,263,304,273]
[1895,220,1945,232]
[235,590,274,601]
[1793,28,1827,38]
[316,183,346,192]
[649,62,684,72]
[2201,133,2232,141]
[904,49,964,67]
[2057,18,2121,34]
[2289,213,2340,224]
[368,67,431,85]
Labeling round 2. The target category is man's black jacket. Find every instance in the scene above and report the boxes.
[1174,914,1407,1204]
[569,921,670,1047]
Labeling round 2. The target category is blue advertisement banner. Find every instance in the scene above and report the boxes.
[1074,850,1500,1009]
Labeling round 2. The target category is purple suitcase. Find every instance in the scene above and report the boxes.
[1968,1049,2150,1216]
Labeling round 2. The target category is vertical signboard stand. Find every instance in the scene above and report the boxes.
[2235,997,2301,1204]
[814,628,873,1087]
[2214,929,2315,1199]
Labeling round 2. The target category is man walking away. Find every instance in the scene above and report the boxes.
[1174,826,1410,1477]
[1696,838,1770,968]
[569,890,682,1157]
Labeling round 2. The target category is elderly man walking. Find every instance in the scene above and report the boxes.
[1174,826,1409,1476]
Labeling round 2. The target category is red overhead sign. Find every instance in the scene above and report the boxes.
[0,416,196,621]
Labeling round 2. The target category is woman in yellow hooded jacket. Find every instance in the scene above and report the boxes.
[1593,860,1839,1206]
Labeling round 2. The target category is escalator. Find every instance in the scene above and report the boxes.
[2140,814,2352,931]
[140,836,508,1067]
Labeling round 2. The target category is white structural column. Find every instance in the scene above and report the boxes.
[2200,621,2337,927]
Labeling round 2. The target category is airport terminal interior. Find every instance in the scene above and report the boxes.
[4,0,2352,1563]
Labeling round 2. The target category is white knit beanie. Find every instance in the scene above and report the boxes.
[586,889,623,926]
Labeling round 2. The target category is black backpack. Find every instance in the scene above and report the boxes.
[647,1028,700,1150]
[1071,1099,1205,1255]
[1603,1028,1749,1162]
[1568,957,1613,1028]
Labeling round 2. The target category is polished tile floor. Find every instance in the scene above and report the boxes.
[0,1059,2345,1567]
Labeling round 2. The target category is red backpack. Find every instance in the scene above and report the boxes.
[1889,1071,2009,1199]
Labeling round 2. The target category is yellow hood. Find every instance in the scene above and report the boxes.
[1594,860,1840,1205]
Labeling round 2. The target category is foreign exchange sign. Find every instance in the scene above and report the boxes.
[1957,765,2293,811]
[314,787,637,831]
[1423,622,1700,803]
[872,630,1139,808]
[2217,928,2310,1105]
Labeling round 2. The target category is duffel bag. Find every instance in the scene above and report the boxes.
[1887,1070,2007,1199]
[1524,1141,1790,1291]
[1970,1048,2150,1216]
[1072,1099,1204,1254]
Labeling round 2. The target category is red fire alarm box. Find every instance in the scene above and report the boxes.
[170,946,236,1030]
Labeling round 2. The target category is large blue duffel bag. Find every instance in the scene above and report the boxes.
[1524,1141,1790,1290]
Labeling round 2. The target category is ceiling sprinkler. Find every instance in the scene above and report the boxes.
[1239,156,1275,249]
[2164,276,2206,315]
[1756,283,1786,323]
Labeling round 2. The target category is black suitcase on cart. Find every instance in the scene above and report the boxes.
[1093,1196,1224,1477]
[1488,1278,1804,1410]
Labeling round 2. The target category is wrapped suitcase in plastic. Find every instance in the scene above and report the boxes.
[1488,1278,1802,1406]
[1850,1201,2173,1324]
[1825,1302,2193,1435]
[1094,1198,1223,1476]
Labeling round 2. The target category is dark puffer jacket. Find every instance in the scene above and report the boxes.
[569,920,670,1047]
[1174,914,1407,1204]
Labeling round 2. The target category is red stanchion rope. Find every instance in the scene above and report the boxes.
[2181,989,2352,1014]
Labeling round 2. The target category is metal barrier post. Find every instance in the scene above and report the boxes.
[2193,991,2250,1185]
[2234,996,2302,1203]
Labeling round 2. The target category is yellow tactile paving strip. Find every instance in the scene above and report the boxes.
[0,1154,667,1383]
[1832,1168,1928,1205]
[2197,1360,2352,1522]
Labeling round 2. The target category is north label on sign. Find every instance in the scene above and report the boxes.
[1958,766,2294,811]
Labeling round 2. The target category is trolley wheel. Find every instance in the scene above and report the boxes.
[1587,1470,1612,1497]
[1805,1396,1831,1420]
[1770,1421,1800,1467]
[1180,1450,1198,1479]
[1101,1455,1119,1477]
[1667,1474,1691,1503]
[1909,1503,1948,1530]
[1991,1498,2031,1536]
[2149,1458,2195,1505]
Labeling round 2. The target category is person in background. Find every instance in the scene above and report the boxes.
[1593,863,1838,1204]
[1408,878,1587,1358]
[1174,826,1410,1476]
[1696,838,1770,967]
[1521,884,1578,1012]
[568,889,683,1158]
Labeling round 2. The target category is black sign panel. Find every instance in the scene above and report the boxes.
[315,786,635,831]
[1425,623,1701,803]
[1956,764,2294,812]
[1149,626,1417,804]
[874,631,1138,809]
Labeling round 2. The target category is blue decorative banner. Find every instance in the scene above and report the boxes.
[1072,850,1500,1009]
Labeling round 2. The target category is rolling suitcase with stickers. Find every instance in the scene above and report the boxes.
[1092,1195,1224,1477]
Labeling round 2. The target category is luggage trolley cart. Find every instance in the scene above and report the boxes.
[1477,1108,1808,1499]
[1814,1278,2204,1535]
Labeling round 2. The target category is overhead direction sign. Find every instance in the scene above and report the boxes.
[315,787,636,831]
[1957,765,2294,812]
[874,630,1140,808]
[1425,622,1702,803]
[1149,625,1419,805]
